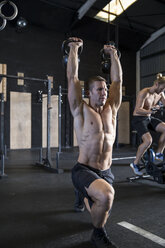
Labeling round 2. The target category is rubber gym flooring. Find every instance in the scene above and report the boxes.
[0,146,165,248]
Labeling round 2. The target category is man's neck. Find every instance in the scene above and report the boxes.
[148,86,155,94]
[89,101,103,113]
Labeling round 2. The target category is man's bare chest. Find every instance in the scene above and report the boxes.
[144,94,160,108]
[83,108,115,134]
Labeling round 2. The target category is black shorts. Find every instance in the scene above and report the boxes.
[71,162,114,207]
[132,116,162,138]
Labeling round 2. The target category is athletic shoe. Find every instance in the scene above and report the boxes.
[130,163,143,176]
[74,189,85,212]
[155,153,164,162]
[91,229,118,248]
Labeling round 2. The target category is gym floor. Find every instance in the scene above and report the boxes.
[0,146,165,248]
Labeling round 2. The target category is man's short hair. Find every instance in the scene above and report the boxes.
[154,73,165,85]
[86,75,106,91]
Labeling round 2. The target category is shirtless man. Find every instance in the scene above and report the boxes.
[67,37,122,248]
[130,73,165,176]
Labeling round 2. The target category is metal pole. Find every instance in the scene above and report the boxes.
[58,85,62,153]
[39,147,42,164]
[107,2,110,43]
[0,93,7,178]
[115,24,119,49]
[46,78,51,162]
[4,144,7,158]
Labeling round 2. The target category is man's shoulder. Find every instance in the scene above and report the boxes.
[141,87,148,93]
[138,87,149,96]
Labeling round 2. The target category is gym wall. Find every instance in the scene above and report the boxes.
[140,32,165,89]
[0,24,136,149]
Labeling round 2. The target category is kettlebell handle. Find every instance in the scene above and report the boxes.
[100,42,121,60]
[62,39,83,56]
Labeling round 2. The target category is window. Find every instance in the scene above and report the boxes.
[95,0,137,22]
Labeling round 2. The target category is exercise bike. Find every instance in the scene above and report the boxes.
[128,148,165,184]
[128,105,165,184]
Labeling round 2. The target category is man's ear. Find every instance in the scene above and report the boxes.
[86,89,92,97]
[86,90,90,96]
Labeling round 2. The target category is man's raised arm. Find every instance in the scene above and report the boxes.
[105,45,122,111]
[67,37,83,117]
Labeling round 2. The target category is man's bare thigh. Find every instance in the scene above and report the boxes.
[85,178,114,202]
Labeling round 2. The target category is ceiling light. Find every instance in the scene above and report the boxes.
[95,0,137,22]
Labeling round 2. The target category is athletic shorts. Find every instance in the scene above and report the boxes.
[71,162,114,207]
[132,116,162,138]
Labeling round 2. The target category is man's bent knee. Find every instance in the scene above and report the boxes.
[102,190,114,211]
[95,186,115,211]
[86,179,115,210]
[142,134,152,148]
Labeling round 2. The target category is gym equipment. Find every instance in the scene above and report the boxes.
[0,15,6,31]
[128,149,165,184]
[142,149,165,184]
[0,0,18,20]
[151,105,165,115]
[62,39,83,65]
[100,41,121,74]
[0,0,18,31]
[100,1,121,74]
[0,74,62,178]
[0,93,7,178]
[62,39,83,56]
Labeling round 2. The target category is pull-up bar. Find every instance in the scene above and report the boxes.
[0,73,48,82]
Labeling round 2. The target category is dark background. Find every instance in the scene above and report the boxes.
[0,0,164,148]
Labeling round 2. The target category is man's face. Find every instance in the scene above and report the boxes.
[89,81,108,106]
[155,82,165,94]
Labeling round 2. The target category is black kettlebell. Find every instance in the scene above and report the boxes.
[101,60,110,74]
[62,39,83,66]
[100,41,121,74]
